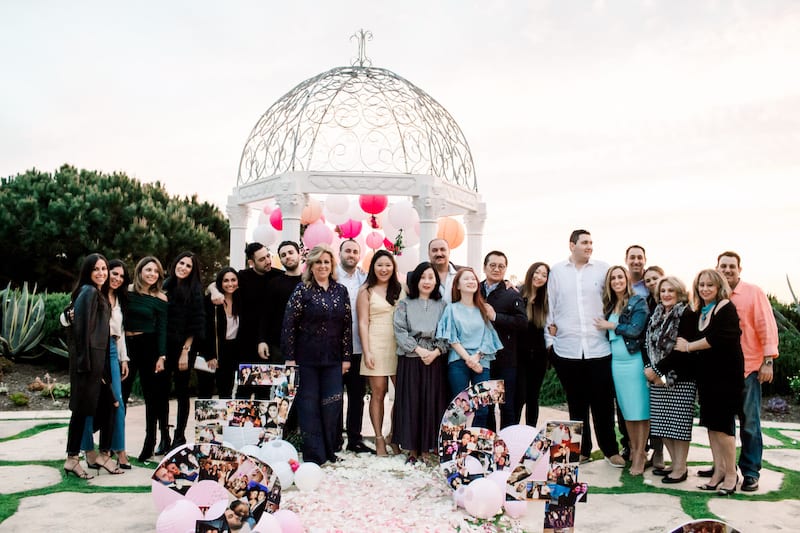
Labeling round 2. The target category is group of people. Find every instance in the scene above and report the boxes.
[544,230,777,496]
[64,251,206,478]
[64,228,778,498]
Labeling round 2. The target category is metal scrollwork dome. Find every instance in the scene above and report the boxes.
[237,65,477,191]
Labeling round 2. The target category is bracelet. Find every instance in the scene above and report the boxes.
[182,345,191,351]
[158,355,166,361]
[686,341,691,353]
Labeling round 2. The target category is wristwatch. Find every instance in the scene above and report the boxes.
[763,358,773,367]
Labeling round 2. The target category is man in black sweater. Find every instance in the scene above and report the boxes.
[264,241,303,363]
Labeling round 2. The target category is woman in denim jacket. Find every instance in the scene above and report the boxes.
[595,266,650,475]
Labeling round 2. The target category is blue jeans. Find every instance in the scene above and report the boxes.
[82,341,125,452]
[738,372,762,479]
[448,359,490,428]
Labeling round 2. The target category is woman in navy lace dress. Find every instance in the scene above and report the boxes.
[282,244,352,464]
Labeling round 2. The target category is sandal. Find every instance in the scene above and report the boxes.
[64,457,94,480]
[386,434,401,455]
[96,454,124,475]
[375,436,389,457]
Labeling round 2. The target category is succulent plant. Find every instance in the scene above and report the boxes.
[0,282,46,359]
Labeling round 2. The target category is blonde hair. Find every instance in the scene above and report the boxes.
[602,265,632,316]
[302,244,338,287]
[656,276,689,305]
[691,269,731,310]
[132,256,165,295]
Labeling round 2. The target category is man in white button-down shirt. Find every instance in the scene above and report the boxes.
[545,229,625,467]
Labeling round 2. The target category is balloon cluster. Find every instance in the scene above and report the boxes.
[250,195,466,275]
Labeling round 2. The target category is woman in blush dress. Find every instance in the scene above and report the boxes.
[357,250,404,456]
[594,266,650,475]
[674,269,744,495]
[517,261,550,427]
[282,244,352,465]
[392,262,449,463]
[643,276,695,484]
[437,267,503,428]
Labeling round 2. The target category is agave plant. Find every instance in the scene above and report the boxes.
[788,275,799,312]
[0,282,46,359]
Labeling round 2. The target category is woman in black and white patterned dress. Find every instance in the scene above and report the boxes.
[643,276,696,484]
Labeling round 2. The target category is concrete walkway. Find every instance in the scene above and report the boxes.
[0,401,798,532]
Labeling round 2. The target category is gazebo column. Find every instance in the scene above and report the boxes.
[227,199,249,270]
[413,194,437,255]
[276,192,305,247]
[463,203,487,272]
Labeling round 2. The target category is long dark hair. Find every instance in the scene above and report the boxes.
[406,262,442,300]
[108,258,130,324]
[365,249,402,305]
[164,251,203,304]
[72,253,109,300]
[215,266,241,317]
[521,262,549,328]
[452,267,491,323]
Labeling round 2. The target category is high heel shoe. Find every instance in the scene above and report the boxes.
[95,454,124,475]
[386,433,401,455]
[114,450,132,470]
[698,481,722,491]
[63,457,94,480]
[661,471,688,484]
[717,476,739,496]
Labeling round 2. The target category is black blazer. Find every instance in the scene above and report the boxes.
[481,281,527,368]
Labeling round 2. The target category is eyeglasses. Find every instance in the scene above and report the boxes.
[487,263,507,271]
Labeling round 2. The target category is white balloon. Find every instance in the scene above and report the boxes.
[252,224,278,247]
[258,212,270,225]
[394,245,420,276]
[453,485,467,508]
[240,444,261,458]
[294,462,324,491]
[463,478,504,519]
[257,439,298,465]
[268,460,294,489]
[323,195,350,225]
[388,200,417,229]
[486,469,511,491]
[347,200,367,222]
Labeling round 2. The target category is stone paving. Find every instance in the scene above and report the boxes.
[0,402,798,532]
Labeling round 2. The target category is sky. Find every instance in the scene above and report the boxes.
[1,0,798,301]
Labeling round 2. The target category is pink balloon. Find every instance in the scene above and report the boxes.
[366,231,384,250]
[274,509,303,533]
[359,194,388,215]
[262,204,273,215]
[302,221,334,249]
[339,219,362,239]
[185,480,229,509]
[504,499,527,518]
[156,500,203,533]
[269,208,283,231]
[253,512,282,532]
[151,480,184,513]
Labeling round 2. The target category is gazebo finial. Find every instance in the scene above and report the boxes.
[350,29,373,67]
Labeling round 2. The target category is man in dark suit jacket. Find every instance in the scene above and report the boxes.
[480,250,527,430]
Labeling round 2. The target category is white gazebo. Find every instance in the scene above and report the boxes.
[226,33,485,270]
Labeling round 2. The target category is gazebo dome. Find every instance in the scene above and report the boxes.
[237,65,477,191]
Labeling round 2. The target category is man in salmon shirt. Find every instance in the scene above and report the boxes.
[711,251,779,492]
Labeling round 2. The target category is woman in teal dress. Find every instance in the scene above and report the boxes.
[595,265,650,475]
[437,267,503,428]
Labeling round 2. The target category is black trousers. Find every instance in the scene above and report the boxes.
[551,351,619,458]
[341,353,366,443]
[517,353,548,427]
[126,333,170,451]
[196,339,238,399]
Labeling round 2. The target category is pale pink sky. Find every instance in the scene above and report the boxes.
[1,0,797,301]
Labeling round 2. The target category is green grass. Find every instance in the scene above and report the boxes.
[0,422,67,443]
